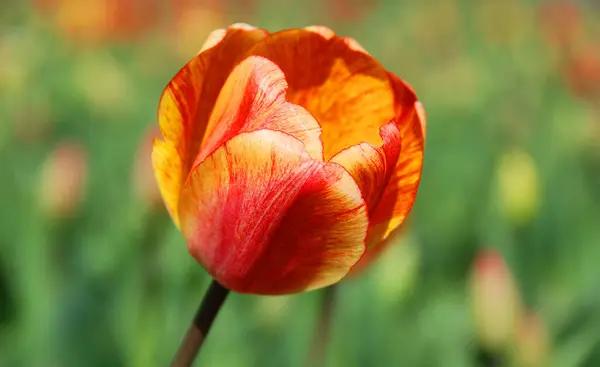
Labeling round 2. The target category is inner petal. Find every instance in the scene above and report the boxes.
[330,122,401,223]
[194,55,323,167]
[249,29,396,160]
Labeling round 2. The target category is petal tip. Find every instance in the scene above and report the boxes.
[304,25,336,39]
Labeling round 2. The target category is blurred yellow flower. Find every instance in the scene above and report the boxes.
[72,51,131,114]
[511,312,550,367]
[496,148,541,226]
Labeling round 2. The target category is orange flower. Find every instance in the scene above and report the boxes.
[538,1,582,48]
[563,43,600,100]
[36,0,158,44]
[152,24,425,295]
[326,0,378,22]
[170,0,228,59]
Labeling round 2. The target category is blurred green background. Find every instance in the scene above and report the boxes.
[1,0,600,366]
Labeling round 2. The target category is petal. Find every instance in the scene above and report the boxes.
[153,24,267,225]
[330,122,401,230]
[364,74,426,249]
[199,23,258,53]
[249,29,396,160]
[178,130,368,294]
[195,55,323,165]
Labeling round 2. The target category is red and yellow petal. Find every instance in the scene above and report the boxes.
[363,74,426,250]
[330,122,401,228]
[196,55,323,165]
[248,28,396,160]
[153,24,267,226]
[178,129,368,294]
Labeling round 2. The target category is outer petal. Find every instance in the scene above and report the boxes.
[178,130,368,294]
[195,55,323,165]
[330,122,401,233]
[248,28,396,160]
[152,24,268,226]
[358,74,426,263]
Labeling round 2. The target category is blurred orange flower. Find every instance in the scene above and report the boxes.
[152,24,425,294]
[39,141,87,219]
[563,43,600,100]
[35,0,159,44]
[538,1,582,48]
[326,0,378,22]
[170,0,228,59]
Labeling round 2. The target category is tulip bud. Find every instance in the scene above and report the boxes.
[496,148,540,227]
[132,126,163,210]
[469,249,522,353]
[563,44,600,100]
[39,142,87,219]
[512,312,550,367]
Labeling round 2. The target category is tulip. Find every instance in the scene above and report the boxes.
[39,142,87,219]
[170,0,227,60]
[512,312,550,367]
[153,23,425,295]
[563,43,600,100]
[35,0,158,44]
[538,1,582,48]
[469,249,522,353]
[496,148,540,227]
[326,0,378,22]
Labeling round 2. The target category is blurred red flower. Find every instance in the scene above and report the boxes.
[563,43,600,100]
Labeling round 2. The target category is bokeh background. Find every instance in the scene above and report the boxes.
[1,0,600,366]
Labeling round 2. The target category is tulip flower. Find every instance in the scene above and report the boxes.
[512,312,550,367]
[153,23,425,295]
[170,0,227,59]
[538,1,582,48]
[496,148,540,227]
[39,141,87,219]
[469,248,522,354]
[35,0,158,44]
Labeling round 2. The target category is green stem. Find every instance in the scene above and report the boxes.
[476,347,505,367]
[305,285,338,367]
[170,280,230,367]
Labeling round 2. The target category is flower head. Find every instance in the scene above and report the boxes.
[152,24,425,294]
[39,141,88,219]
[469,248,522,353]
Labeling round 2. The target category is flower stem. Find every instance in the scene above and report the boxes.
[476,347,504,367]
[170,280,230,367]
[305,285,338,367]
